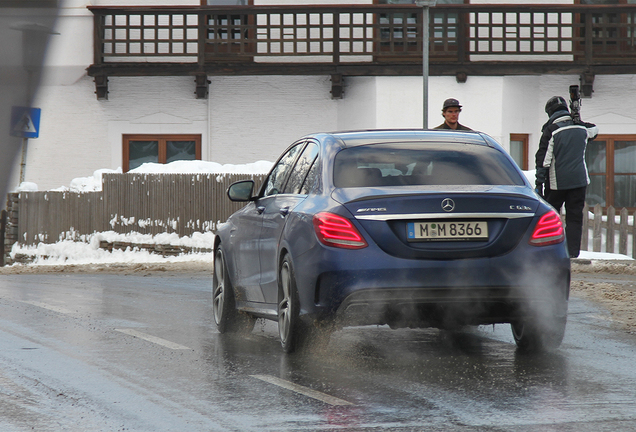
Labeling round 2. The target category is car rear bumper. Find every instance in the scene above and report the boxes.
[295,244,570,329]
[332,285,569,328]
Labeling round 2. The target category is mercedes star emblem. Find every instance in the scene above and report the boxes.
[441,198,455,212]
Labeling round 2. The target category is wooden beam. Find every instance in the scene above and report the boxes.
[195,74,209,99]
[330,74,344,99]
[87,62,636,78]
[94,75,108,100]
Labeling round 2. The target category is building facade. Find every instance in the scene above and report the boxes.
[9,0,636,209]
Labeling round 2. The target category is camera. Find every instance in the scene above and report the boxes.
[569,85,581,122]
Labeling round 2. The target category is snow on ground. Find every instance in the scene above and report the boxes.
[7,229,632,269]
[9,231,216,267]
[578,251,633,261]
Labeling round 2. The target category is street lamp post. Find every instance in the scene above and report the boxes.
[415,0,436,129]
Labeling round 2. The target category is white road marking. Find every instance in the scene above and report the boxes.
[18,300,74,315]
[115,329,191,350]
[590,314,616,322]
[250,374,354,406]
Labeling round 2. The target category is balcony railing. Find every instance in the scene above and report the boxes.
[87,4,636,98]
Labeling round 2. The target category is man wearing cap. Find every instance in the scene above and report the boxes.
[434,98,472,131]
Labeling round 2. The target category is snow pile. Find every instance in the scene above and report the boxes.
[129,160,273,176]
[15,160,274,193]
[10,231,215,266]
[14,182,39,192]
[580,251,633,261]
[523,169,535,185]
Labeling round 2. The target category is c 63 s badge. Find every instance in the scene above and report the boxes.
[510,205,532,211]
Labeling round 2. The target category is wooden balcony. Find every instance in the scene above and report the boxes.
[86,4,636,99]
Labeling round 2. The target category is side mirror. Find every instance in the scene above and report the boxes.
[227,180,255,202]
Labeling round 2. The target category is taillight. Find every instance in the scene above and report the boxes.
[529,210,564,246]
[313,212,368,249]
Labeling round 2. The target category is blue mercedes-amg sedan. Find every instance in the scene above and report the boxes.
[213,130,570,353]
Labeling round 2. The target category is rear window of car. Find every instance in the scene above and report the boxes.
[333,142,525,188]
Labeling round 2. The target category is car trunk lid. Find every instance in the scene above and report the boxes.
[333,186,539,259]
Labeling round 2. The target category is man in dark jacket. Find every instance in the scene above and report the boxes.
[535,96,598,258]
[434,98,472,130]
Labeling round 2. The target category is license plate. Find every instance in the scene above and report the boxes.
[407,221,488,241]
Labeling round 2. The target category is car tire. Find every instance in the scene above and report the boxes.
[213,245,255,334]
[278,255,305,353]
[511,316,566,352]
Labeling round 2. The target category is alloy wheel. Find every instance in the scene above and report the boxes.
[213,249,226,326]
[278,261,292,345]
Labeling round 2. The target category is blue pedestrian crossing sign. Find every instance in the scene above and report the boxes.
[11,106,41,139]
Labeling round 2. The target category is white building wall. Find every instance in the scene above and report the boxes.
[337,77,377,131]
[21,77,109,191]
[365,76,504,141]
[19,72,636,191]
[208,75,339,163]
[577,75,636,136]
[428,76,504,141]
[498,74,636,159]
[42,0,92,86]
[374,76,421,129]
[18,75,209,191]
[11,0,636,191]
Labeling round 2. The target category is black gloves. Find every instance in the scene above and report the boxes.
[535,167,548,198]
[535,167,548,184]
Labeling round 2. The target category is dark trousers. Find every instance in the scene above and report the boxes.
[544,186,587,258]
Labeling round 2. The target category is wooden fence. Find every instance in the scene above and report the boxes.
[2,173,265,264]
[581,204,636,258]
[2,176,635,265]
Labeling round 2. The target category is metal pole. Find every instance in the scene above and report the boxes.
[19,66,33,186]
[416,1,436,129]
[423,6,429,129]
[19,138,28,185]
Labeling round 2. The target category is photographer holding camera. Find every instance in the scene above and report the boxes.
[535,90,598,258]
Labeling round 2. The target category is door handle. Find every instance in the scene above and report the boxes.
[279,206,290,216]
[256,206,265,214]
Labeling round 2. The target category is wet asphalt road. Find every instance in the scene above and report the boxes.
[0,273,635,432]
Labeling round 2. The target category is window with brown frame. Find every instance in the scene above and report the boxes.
[200,0,252,5]
[201,0,255,60]
[576,0,631,4]
[575,0,635,61]
[586,134,636,210]
[509,133,529,171]
[374,0,467,61]
[123,134,202,172]
[374,0,468,4]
